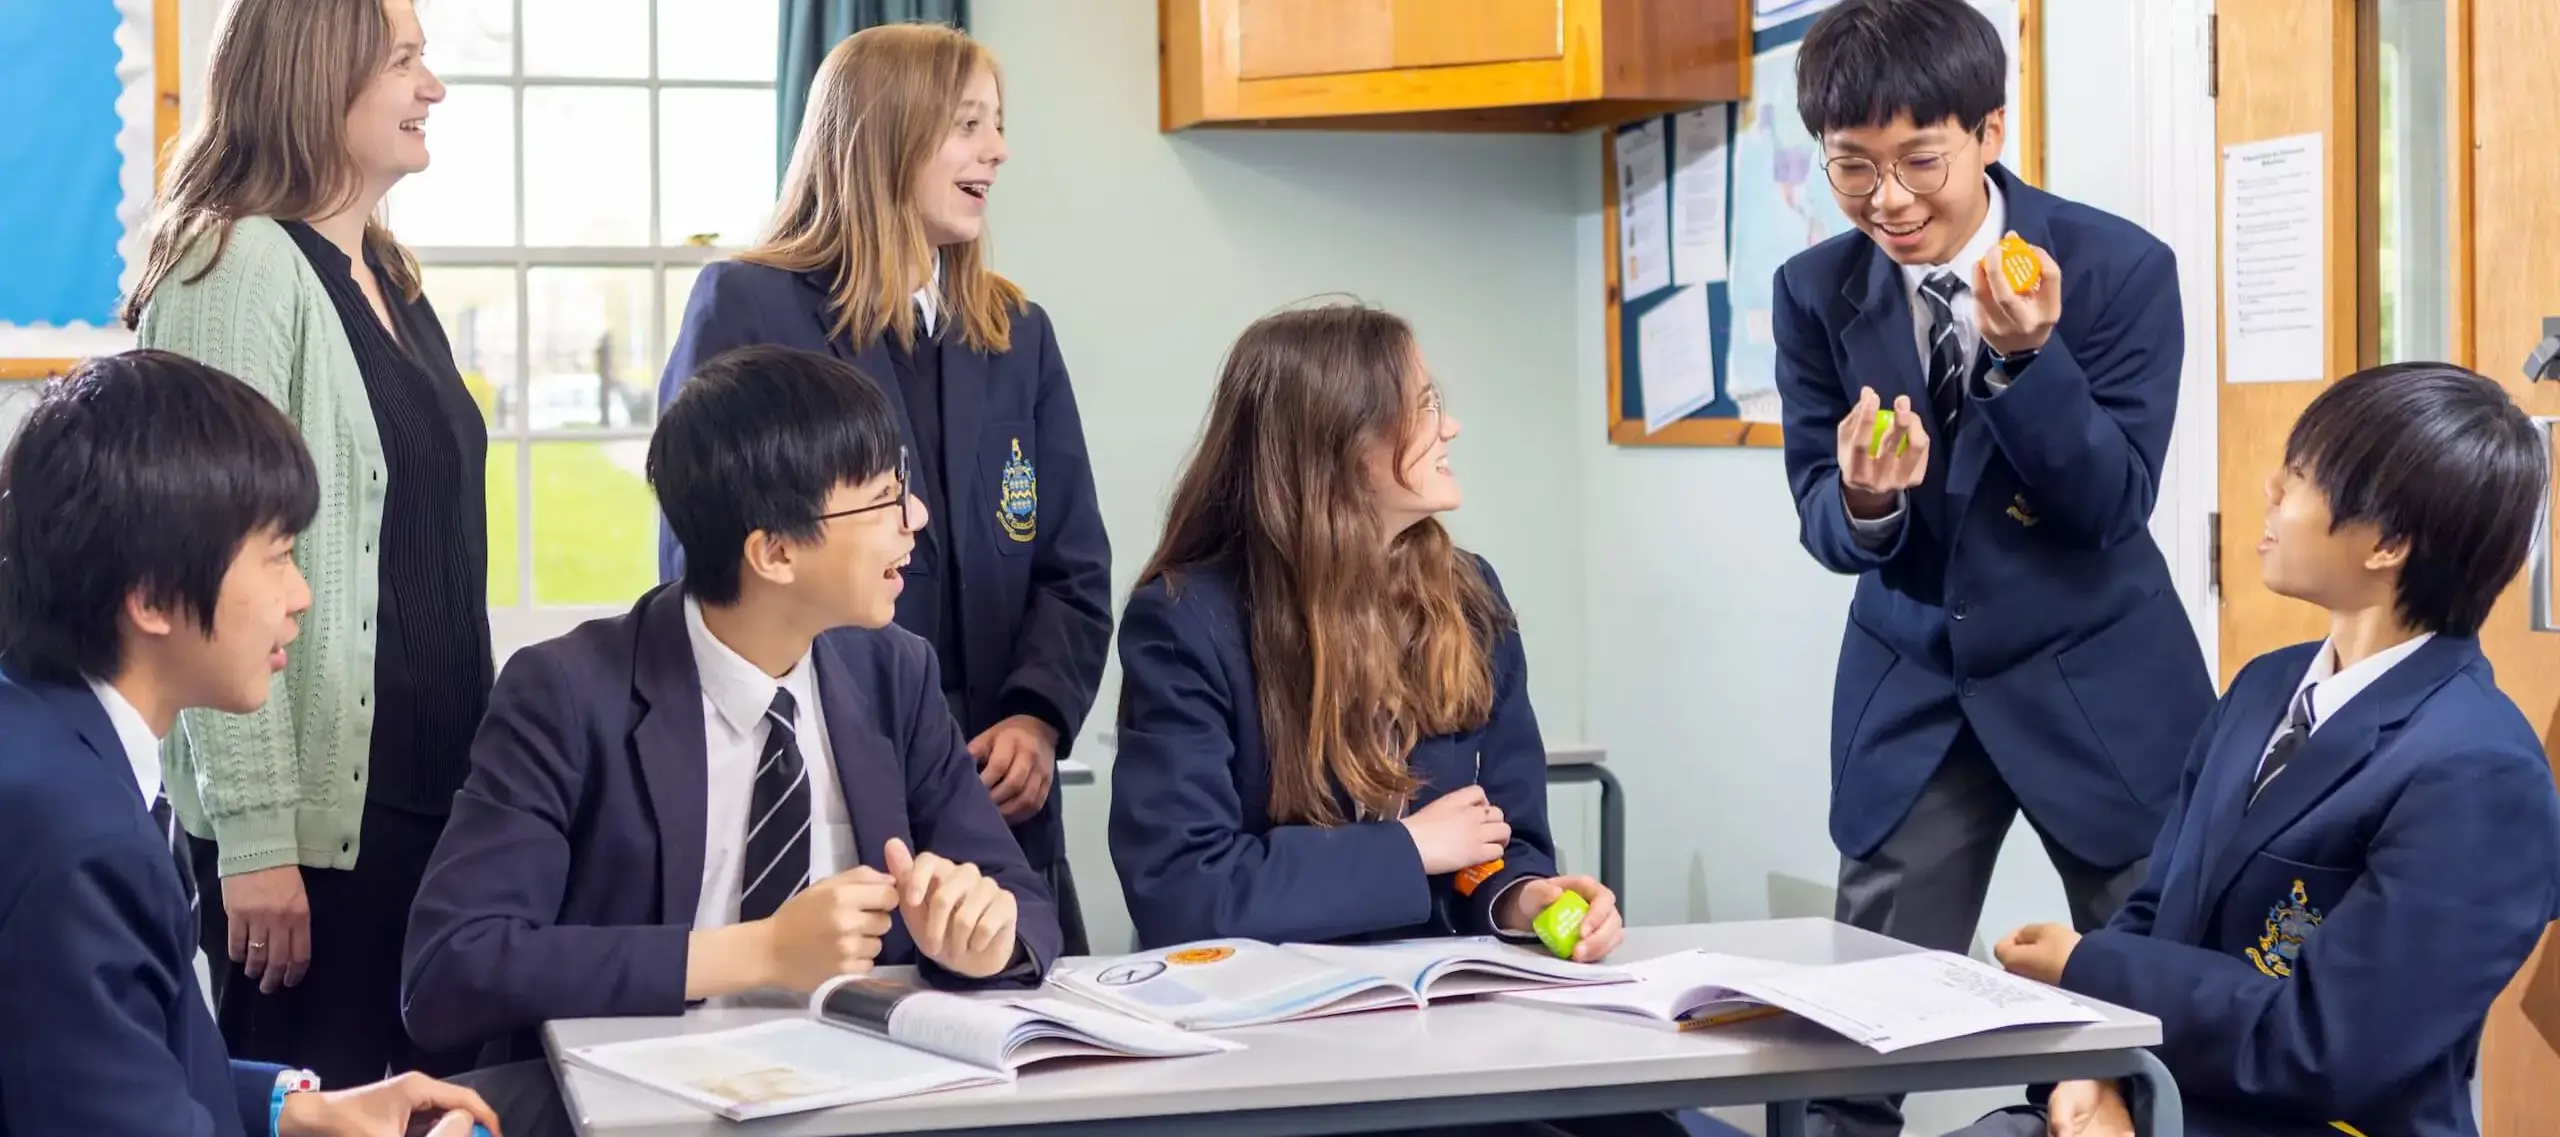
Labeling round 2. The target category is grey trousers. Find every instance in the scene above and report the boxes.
[1806,734,2148,1137]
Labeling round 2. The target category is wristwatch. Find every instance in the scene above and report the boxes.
[1987,344,2042,374]
[269,1068,319,1137]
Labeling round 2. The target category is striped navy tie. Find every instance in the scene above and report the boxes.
[1919,271,1972,433]
[150,792,197,920]
[739,688,812,922]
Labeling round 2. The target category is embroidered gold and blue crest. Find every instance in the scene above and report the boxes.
[2006,493,2040,527]
[2246,878,2325,978]
[997,438,1037,543]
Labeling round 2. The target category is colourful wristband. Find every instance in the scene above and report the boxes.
[269,1069,318,1137]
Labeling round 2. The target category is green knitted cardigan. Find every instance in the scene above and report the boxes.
[137,216,389,876]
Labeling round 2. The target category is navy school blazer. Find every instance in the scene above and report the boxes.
[1108,556,1558,949]
[400,584,1062,1065]
[2060,636,2560,1137]
[1774,162,2213,866]
[0,668,284,1137]
[656,261,1113,868]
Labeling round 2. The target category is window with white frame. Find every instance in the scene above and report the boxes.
[389,0,780,646]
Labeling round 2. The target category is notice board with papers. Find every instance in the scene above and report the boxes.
[1605,0,2044,447]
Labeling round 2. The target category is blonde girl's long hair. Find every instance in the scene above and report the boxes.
[746,23,1023,354]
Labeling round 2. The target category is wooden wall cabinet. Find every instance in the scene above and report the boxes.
[1161,0,1749,133]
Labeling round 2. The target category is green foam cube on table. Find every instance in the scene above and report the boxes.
[1533,890,1590,959]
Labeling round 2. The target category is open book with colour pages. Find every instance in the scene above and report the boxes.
[1495,949,2106,1053]
[560,977,1237,1121]
[1050,936,1627,1031]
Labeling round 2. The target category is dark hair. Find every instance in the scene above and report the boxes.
[0,350,319,683]
[649,344,906,605]
[1796,0,2008,137]
[2284,362,2546,637]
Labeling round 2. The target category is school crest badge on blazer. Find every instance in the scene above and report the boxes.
[2006,493,2040,527]
[998,438,1037,543]
[2246,878,2325,978]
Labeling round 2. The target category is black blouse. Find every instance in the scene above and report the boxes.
[281,221,494,816]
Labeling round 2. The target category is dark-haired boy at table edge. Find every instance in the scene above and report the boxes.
[0,350,497,1137]
[1977,365,2560,1137]
[401,344,1059,1068]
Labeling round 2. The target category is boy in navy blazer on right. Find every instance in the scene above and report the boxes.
[1772,9,2212,1132]
[1983,364,2560,1137]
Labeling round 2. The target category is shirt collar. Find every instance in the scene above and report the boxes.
[2292,631,2436,728]
[914,258,943,336]
[683,596,817,738]
[83,677,164,803]
[1901,174,2008,293]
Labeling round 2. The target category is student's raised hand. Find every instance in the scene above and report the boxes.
[971,714,1058,824]
[1993,922,2083,987]
[1974,232,2063,357]
[760,866,899,991]
[884,838,1019,978]
[1399,784,1509,875]
[2045,1078,2136,1137]
[273,1071,501,1137]
[1832,386,1931,517]
[1499,875,1623,962]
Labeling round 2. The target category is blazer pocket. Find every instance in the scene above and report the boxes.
[982,420,1038,557]
[1831,620,1897,781]
[2222,851,2358,979]
[2054,590,2197,805]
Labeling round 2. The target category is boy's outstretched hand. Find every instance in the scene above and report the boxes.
[1994,922,2083,986]
[884,838,1019,978]
[1834,386,1931,518]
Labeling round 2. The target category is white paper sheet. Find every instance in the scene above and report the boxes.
[1671,108,1730,286]
[1616,118,1672,301]
[2221,132,2326,384]
[1639,284,1718,432]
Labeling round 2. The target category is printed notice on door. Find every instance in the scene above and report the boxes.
[2220,133,2325,384]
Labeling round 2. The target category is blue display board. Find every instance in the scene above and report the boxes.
[0,0,131,329]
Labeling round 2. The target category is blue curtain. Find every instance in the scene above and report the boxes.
[777,0,972,184]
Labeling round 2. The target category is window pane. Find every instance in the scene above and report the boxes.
[419,0,513,78]
[419,266,521,430]
[657,0,779,81]
[660,89,776,246]
[524,0,648,78]
[385,84,515,246]
[529,441,658,605]
[527,267,657,430]
[487,440,522,607]
[523,88,651,245]
[2371,0,2454,364]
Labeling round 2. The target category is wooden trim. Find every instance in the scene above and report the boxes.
[1601,128,1627,441]
[2446,0,2475,369]
[0,360,82,382]
[2016,0,2046,185]
[2352,0,2381,370]
[2326,0,2362,383]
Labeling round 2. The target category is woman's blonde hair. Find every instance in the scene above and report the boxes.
[122,0,420,328]
[745,23,1023,354]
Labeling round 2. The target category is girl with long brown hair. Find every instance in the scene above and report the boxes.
[1110,299,1625,954]
[657,22,1110,952]
[127,0,492,1087]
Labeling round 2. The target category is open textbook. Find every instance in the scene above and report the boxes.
[1051,936,1627,1031]
[560,977,1237,1121]
[1496,949,2105,1053]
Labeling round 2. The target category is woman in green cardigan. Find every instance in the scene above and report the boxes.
[124,0,492,1086]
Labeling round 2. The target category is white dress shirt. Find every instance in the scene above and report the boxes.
[2254,633,2436,790]
[86,677,163,803]
[1849,176,2009,544]
[684,597,854,930]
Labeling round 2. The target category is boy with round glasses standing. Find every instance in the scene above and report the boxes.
[1768,3,2212,1133]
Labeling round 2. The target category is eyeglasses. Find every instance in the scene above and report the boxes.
[1819,129,1981,198]
[814,446,920,530]
[1420,385,1445,436]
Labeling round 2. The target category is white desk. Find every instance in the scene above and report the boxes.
[544,919,2178,1137]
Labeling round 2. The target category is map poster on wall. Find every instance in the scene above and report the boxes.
[0,0,163,376]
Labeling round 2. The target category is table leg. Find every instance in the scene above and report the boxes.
[1548,766,1625,911]
[1764,1100,1809,1137]
[2134,1050,2184,1137]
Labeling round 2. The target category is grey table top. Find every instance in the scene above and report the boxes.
[545,918,2161,1137]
